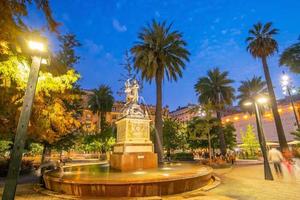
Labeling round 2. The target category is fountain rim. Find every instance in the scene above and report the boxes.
[44,162,213,185]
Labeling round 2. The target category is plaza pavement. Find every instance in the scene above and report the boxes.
[0,162,300,200]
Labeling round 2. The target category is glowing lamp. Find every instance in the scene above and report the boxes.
[256,97,268,104]
[243,101,253,106]
[28,40,45,52]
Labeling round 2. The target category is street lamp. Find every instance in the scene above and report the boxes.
[280,72,299,128]
[2,37,48,200]
[243,96,274,180]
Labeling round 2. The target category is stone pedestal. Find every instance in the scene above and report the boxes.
[110,117,157,171]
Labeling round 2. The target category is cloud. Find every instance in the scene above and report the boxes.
[230,28,242,35]
[112,19,127,32]
[221,29,228,34]
[213,18,220,23]
[84,39,103,55]
[155,11,160,17]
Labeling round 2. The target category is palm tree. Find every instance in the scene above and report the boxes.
[246,22,288,150]
[237,76,273,180]
[194,68,235,155]
[131,20,190,162]
[88,85,114,133]
[279,39,300,74]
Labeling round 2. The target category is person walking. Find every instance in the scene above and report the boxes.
[268,148,283,177]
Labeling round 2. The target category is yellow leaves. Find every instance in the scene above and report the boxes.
[0,55,80,94]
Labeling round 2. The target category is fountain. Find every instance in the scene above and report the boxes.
[43,79,213,197]
[110,79,158,171]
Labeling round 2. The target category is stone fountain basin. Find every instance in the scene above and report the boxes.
[43,162,213,197]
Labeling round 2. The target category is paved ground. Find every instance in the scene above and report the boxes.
[209,164,300,200]
[1,162,300,200]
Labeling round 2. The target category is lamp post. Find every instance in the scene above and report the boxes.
[281,72,299,128]
[244,96,274,180]
[2,39,47,200]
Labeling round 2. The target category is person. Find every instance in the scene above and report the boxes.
[268,148,283,177]
[282,148,294,175]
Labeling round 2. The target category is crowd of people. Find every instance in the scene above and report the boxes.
[193,149,236,165]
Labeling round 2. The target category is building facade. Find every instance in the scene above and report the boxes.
[222,96,300,144]
[169,104,198,123]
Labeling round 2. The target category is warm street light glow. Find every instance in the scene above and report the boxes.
[281,74,289,81]
[28,40,45,52]
[41,58,48,65]
[243,101,253,106]
[256,97,268,104]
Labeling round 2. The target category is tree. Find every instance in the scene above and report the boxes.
[246,22,288,150]
[280,39,300,74]
[291,128,300,141]
[240,125,260,158]
[194,68,235,155]
[131,20,190,162]
[56,34,81,71]
[0,32,82,164]
[222,122,237,150]
[163,118,182,155]
[118,50,143,96]
[88,85,114,133]
[0,0,59,58]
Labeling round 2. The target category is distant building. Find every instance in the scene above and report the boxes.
[169,104,198,123]
[80,90,169,133]
[222,96,300,144]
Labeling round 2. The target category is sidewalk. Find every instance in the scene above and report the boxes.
[210,164,300,200]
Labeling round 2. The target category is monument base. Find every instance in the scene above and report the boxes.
[110,152,157,171]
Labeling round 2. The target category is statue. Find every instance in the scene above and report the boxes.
[125,79,139,104]
[121,79,148,118]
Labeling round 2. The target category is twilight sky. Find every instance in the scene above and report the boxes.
[28,0,300,110]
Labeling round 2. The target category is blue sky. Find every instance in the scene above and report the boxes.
[28,0,300,110]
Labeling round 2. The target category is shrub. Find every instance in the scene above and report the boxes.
[0,159,34,177]
[171,152,194,161]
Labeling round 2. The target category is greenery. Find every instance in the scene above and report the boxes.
[131,20,190,162]
[75,125,116,157]
[187,116,236,151]
[28,143,44,156]
[237,76,267,112]
[171,152,194,161]
[246,22,288,150]
[291,128,300,143]
[240,125,259,158]
[280,39,300,74]
[88,85,114,133]
[163,118,188,155]
[194,68,235,155]
[0,159,33,177]
[0,140,12,158]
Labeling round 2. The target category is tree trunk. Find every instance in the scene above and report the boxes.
[261,56,288,150]
[216,111,226,156]
[97,111,101,133]
[155,70,164,163]
[100,111,106,132]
